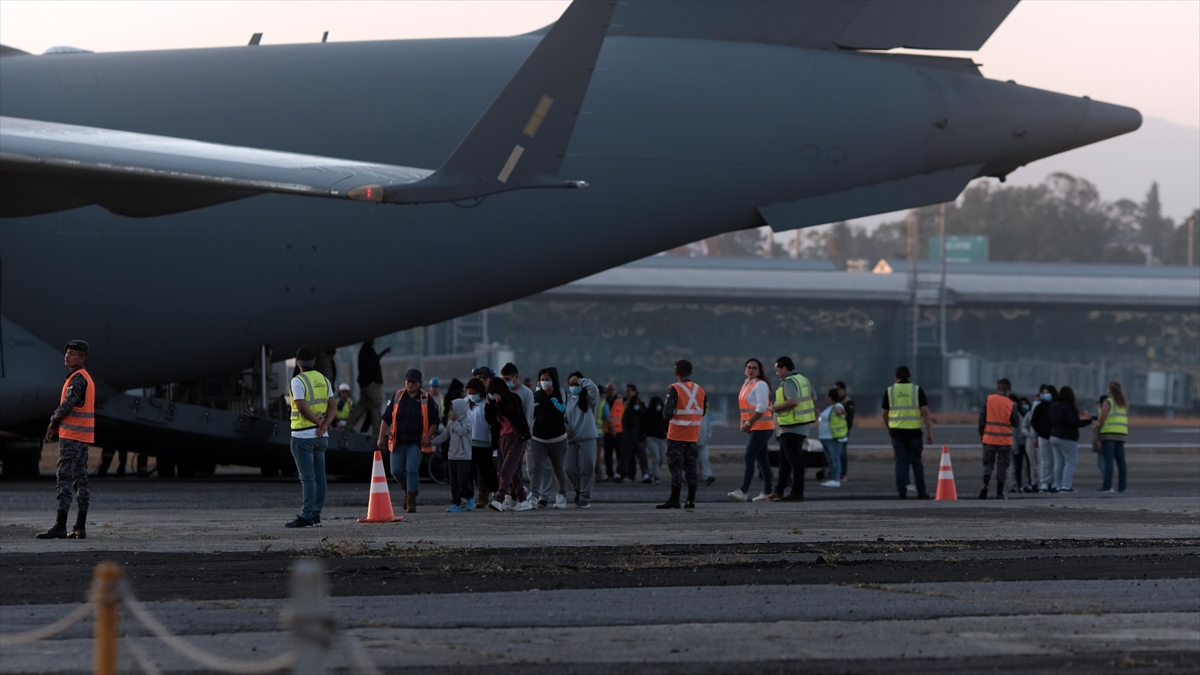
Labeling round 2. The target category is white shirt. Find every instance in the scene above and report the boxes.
[742,379,770,413]
[290,372,331,439]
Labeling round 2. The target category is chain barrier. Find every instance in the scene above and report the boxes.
[0,560,380,675]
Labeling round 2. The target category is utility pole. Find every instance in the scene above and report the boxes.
[907,209,919,381]
[939,204,949,411]
[1189,217,1195,267]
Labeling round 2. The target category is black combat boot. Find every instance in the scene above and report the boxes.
[995,482,1007,500]
[979,478,990,500]
[684,484,697,510]
[36,510,69,539]
[68,510,87,539]
[656,484,682,509]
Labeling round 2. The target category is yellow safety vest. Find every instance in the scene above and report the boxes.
[775,373,816,426]
[290,371,331,431]
[1099,402,1128,435]
[828,406,848,439]
[887,383,922,429]
[335,396,353,420]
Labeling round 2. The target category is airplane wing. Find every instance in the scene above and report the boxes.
[0,0,615,218]
[607,0,1018,51]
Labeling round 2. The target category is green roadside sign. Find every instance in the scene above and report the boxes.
[929,235,988,263]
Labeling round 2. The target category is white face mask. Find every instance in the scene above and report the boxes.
[469,394,481,403]
[540,380,552,391]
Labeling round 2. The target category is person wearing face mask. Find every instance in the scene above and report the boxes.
[565,371,601,507]
[527,367,572,509]
[620,384,650,484]
[1010,396,1032,493]
[465,377,499,506]
[1029,384,1058,492]
[601,384,622,482]
[500,362,538,499]
[1019,394,1039,493]
[485,377,533,511]
[642,396,669,484]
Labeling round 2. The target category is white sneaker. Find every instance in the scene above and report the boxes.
[503,496,516,510]
[821,480,841,488]
[513,498,535,512]
[727,489,748,502]
[488,499,509,512]
[553,494,568,509]
[751,492,772,502]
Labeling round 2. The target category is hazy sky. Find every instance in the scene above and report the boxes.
[1,0,1197,129]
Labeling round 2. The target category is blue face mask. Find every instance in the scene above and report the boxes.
[1020,404,1030,412]
[1040,393,1052,402]
[469,394,481,404]
[569,385,582,396]
[506,380,517,390]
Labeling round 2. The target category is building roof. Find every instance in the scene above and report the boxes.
[542,256,1200,310]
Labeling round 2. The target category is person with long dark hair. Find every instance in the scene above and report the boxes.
[1029,384,1058,492]
[485,377,532,512]
[528,367,571,509]
[464,377,499,506]
[1048,385,1092,492]
[565,371,600,507]
[728,358,775,502]
[1095,381,1129,493]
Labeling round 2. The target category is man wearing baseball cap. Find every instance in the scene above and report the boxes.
[286,346,337,528]
[37,340,95,539]
[378,368,440,512]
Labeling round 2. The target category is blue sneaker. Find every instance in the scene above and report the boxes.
[446,504,463,513]
[465,497,476,511]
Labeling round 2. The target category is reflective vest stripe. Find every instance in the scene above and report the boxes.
[610,399,625,433]
[887,383,922,429]
[775,373,816,426]
[1100,402,1128,435]
[290,372,330,431]
[982,394,1014,445]
[388,390,431,452]
[739,379,775,431]
[668,382,705,442]
[58,369,96,444]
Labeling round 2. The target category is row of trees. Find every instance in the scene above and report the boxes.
[695,174,1199,268]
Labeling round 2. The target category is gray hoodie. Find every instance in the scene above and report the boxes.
[566,377,600,441]
[430,398,473,461]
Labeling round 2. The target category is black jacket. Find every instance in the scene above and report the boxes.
[1030,400,1054,439]
[622,395,645,439]
[643,397,668,439]
[1049,401,1092,441]
[532,367,567,440]
[486,392,531,448]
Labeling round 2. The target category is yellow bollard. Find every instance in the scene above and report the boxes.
[92,562,121,675]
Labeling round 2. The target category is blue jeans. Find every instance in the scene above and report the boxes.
[891,434,926,496]
[821,438,846,482]
[290,436,327,520]
[740,429,774,494]
[390,443,423,494]
[1100,440,1127,491]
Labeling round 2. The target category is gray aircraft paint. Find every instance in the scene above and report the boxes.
[0,21,1139,426]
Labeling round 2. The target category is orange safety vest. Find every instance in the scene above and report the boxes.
[982,394,1015,445]
[667,381,706,442]
[58,368,96,444]
[610,398,625,434]
[738,379,774,431]
[389,389,431,453]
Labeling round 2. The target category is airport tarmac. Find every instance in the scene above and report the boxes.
[2,444,1197,674]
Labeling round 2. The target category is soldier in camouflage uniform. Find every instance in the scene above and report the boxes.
[37,340,94,540]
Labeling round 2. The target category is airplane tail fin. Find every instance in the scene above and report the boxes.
[385,0,615,204]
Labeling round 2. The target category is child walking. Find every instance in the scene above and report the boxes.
[430,398,475,512]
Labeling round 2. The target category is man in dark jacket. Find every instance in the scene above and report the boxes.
[620,384,650,483]
[377,368,439,513]
[347,338,390,437]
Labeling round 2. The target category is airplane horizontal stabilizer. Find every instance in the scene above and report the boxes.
[757,163,984,232]
[606,0,1018,52]
[0,0,613,217]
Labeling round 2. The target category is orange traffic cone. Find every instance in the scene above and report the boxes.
[935,445,957,501]
[357,451,405,523]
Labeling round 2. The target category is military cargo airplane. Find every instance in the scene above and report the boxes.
[0,0,1140,439]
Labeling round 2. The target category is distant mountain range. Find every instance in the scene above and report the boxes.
[1005,116,1198,221]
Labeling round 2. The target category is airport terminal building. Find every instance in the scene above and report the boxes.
[368,257,1200,421]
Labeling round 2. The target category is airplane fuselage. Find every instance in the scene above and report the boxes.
[0,34,1137,424]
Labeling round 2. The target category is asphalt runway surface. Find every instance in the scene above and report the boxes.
[2,440,1198,674]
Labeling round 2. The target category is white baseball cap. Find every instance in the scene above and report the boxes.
[338,383,351,392]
